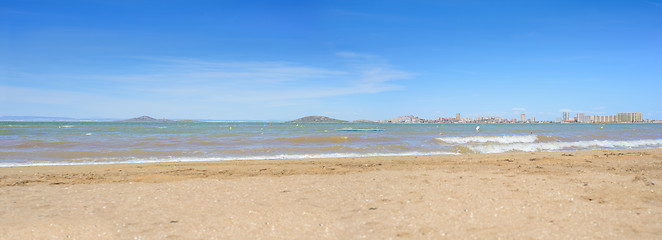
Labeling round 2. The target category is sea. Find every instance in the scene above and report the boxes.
[1,122,661,167]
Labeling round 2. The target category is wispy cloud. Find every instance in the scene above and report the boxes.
[1,53,412,117]
[647,1,662,7]
[109,55,411,102]
[335,51,378,59]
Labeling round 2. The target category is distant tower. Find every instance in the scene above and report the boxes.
[456,113,460,120]
[521,113,526,122]
[531,116,535,122]
[563,111,570,121]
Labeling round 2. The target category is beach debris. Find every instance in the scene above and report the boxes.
[368,207,377,210]
[170,220,178,223]
[633,176,655,186]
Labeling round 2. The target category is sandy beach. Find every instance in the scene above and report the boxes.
[1,148,661,239]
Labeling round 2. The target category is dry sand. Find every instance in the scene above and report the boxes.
[1,149,661,239]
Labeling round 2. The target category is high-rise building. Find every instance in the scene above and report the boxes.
[617,112,644,123]
[634,112,643,122]
[563,111,570,121]
[593,115,616,123]
[456,113,460,120]
[577,113,591,123]
[531,116,535,122]
[521,113,525,122]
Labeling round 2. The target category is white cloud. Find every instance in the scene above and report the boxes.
[1,54,412,118]
[116,55,410,102]
[335,51,378,59]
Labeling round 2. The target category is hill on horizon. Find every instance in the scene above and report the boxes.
[120,116,174,122]
[287,116,348,123]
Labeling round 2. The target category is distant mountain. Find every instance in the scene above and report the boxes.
[288,116,348,123]
[120,116,174,122]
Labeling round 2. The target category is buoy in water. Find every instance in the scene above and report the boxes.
[475,126,480,131]
[439,132,443,135]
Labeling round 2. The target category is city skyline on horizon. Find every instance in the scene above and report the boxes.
[0,110,654,123]
[2,1,661,121]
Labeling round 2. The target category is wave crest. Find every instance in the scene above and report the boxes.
[467,139,662,153]
[436,135,539,144]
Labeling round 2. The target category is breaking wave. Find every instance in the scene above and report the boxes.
[436,135,539,144]
[0,151,459,167]
[466,139,662,154]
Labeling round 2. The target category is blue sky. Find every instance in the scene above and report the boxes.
[2,0,661,121]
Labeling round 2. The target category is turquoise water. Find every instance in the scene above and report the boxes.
[1,122,661,166]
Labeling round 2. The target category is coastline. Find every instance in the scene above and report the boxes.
[2,148,661,238]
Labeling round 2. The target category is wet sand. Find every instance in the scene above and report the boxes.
[1,149,661,239]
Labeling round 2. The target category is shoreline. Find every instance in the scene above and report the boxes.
[2,148,661,239]
[1,146,660,169]
[1,148,661,186]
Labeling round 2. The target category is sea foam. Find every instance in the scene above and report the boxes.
[436,135,539,144]
[467,139,662,154]
[0,151,460,167]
